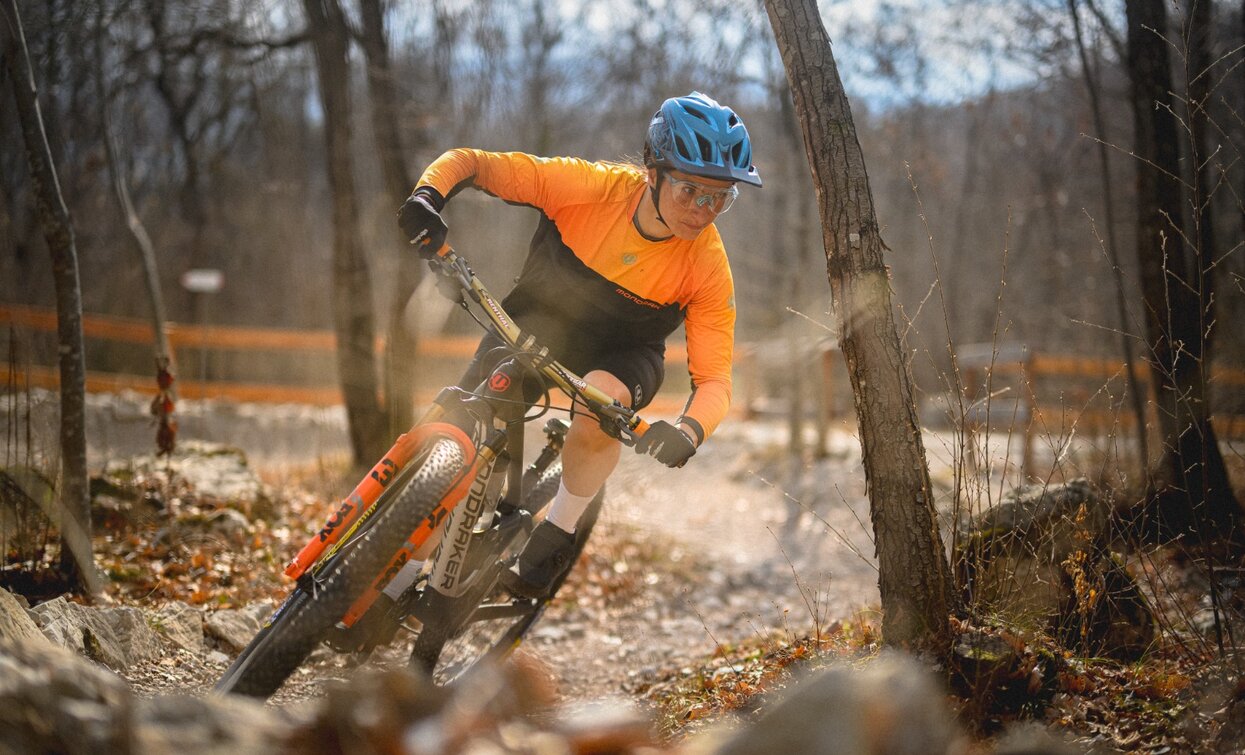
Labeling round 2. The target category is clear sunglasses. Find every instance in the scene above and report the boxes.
[665,176,739,214]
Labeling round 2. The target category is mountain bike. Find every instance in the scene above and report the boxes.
[214,245,653,698]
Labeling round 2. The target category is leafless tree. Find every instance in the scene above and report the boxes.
[764,0,952,653]
[360,0,422,436]
[1,0,97,595]
[94,1,177,454]
[1066,0,1149,466]
[303,0,388,466]
[1126,0,1241,543]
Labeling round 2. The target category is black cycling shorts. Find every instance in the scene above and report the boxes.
[457,333,664,410]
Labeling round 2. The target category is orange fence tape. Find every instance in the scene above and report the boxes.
[2,304,477,358]
[9,304,1242,427]
[978,352,1245,386]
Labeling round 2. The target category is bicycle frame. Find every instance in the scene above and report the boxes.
[431,248,651,443]
[282,245,652,636]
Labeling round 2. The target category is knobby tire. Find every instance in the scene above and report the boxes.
[214,437,469,698]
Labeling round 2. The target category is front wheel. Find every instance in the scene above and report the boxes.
[409,463,603,685]
[214,436,469,698]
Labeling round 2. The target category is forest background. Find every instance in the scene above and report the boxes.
[6,0,1243,450]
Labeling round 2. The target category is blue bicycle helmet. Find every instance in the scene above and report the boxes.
[644,92,762,187]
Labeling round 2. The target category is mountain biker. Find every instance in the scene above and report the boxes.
[398,91,761,598]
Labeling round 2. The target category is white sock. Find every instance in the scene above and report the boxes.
[544,479,597,534]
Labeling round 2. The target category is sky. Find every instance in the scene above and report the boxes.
[815,0,1064,107]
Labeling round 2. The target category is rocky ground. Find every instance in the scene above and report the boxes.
[1,411,906,753]
[7,392,1245,753]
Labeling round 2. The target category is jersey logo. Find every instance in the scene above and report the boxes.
[614,287,663,310]
[634,383,644,406]
[622,252,638,265]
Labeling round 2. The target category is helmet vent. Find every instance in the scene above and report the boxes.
[674,134,693,160]
[697,135,714,162]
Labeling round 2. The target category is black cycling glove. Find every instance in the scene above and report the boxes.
[397,189,448,257]
[635,421,697,468]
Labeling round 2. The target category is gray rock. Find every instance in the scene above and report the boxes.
[32,596,129,669]
[0,638,135,754]
[714,653,963,755]
[108,440,264,504]
[0,637,293,754]
[100,606,163,666]
[955,479,1155,660]
[151,601,205,654]
[0,588,48,646]
[207,650,230,666]
[204,608,260,653]
[553,697,655,753]
[135,693,294,754]
[206,508,251,541]
[243,601,275,626]
[955,479,1101,626]
[993,721,1079,754]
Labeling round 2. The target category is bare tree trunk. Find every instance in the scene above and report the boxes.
[303,0,388,466]
[764,0,952,652]
[2,0,97,595]
[94,3,177,455]
[1067,0,1149,470]
[359,0,421,436]
[1186,0,1217,355]
[1126,0,1241,542]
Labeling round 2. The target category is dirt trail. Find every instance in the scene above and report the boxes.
[516,421,880,702]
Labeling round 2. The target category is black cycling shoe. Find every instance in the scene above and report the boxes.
[501,520,576,598]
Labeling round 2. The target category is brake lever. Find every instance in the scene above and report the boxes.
[426,253,470,304]
[591,401,645,448]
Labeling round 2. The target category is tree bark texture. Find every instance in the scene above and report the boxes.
[303,0,388,466]
[1126,0,1240,540]
[359,0,421,437]
[2,0,96,593]
[763,0,952,651]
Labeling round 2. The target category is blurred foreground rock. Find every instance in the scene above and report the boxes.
[0,633,657,755]
[0,637,293,755]
[2,626,989,755]
[1,580,1138,755]
[0,639,137,755]
[708,653,965,755]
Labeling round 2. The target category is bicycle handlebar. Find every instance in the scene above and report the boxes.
[425,246,651,446]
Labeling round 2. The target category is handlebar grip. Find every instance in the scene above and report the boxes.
[432,241,452,258]
[631,418,650,439]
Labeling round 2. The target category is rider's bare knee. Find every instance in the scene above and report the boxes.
[569,370,631,445]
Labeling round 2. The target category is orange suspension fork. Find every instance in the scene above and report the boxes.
[284,421,474,581]
[337,444,497,628]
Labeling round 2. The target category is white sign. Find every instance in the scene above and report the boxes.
[180,268,224,294]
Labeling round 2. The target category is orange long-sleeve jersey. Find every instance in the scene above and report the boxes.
[416,149,736,441]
